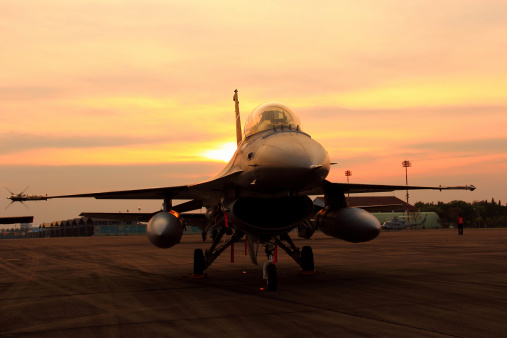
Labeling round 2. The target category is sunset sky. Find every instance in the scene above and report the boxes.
[1,0,506,224]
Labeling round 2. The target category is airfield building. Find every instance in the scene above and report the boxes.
[27,218,146,238]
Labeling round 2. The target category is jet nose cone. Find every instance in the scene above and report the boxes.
[253,132,330,188]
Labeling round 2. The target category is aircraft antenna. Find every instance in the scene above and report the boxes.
[233,89,242,146]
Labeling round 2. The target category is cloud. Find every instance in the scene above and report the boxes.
[0,133,168,155]
[408,138,507,156]
[0,86,68,100]
[299,105,507,123]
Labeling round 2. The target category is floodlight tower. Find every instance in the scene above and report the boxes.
[345,170,352,183]
[402,160,411,222]
[345,170,352,200]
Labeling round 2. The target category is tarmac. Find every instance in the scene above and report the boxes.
[1,228,507,337]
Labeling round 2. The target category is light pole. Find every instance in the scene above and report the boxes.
[345,170,352,200]
[402,160,411,222]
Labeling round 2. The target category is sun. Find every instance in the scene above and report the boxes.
[201,142,238,162]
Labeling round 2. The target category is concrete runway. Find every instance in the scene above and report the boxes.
[1,228,507,337]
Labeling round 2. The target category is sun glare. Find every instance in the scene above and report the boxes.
[201,142,238,162]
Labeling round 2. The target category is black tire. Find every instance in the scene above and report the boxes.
[193,249,205,275]
[301,246,314,271]
[267,263,277,291]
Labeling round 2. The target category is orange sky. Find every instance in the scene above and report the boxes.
[1,1,507,223]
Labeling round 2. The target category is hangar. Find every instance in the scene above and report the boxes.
[26,218,145,238]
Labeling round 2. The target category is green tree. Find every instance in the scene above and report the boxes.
[416,199,507,228]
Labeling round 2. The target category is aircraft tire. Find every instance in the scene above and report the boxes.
[301,246,314,271]
[193,249,205,275]
[267,263,277,291]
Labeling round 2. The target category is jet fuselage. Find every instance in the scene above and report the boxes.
[200,103,331,235]
[220,129,331,196]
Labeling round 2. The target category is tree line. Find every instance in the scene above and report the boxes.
[414,199,507,228]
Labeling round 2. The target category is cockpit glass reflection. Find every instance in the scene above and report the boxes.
[243,102,302,138]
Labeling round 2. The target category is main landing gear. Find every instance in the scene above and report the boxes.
[192,230,315,291]
[275,234,315,272]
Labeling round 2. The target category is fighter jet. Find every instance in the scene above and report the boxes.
[12,91,475,290]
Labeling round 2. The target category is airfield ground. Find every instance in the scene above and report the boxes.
[1,228,507,337]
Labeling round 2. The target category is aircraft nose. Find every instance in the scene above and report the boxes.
[253,132,330,188]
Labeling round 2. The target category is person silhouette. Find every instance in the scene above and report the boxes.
[458,215,464,235]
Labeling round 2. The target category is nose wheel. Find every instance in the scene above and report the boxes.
[263,261,278,291]
[262,239,278,291]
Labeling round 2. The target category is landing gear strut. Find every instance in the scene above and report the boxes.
[192,227,244,277]
[275,234,315,272]
[262,238,278,291]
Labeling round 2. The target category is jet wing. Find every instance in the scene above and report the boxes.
[303,181,476,195]
[336,182,476,194]
[79,199,205,221]
[56,185,191,200]
[80,212,157,222]
[34,171,242,202]
[79,211,207,225]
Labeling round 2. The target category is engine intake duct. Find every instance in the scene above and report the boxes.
[226,196,313,234]
[315,207,381,243]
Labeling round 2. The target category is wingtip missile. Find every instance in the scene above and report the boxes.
[437,184,476,192]
[454,185,476,191]
[6,194,48,202]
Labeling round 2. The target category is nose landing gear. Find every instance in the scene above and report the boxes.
[261,235,316,291]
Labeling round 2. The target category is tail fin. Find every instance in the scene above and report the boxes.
[233,89,242,146]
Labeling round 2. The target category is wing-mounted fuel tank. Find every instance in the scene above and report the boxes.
[223,196,314,235]
[147,211,185,248]
[315,190,381,243]
[315,207,381,243]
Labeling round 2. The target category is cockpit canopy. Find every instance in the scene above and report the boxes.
[243,102,302,138]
